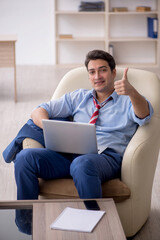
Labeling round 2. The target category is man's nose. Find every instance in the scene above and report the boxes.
[94,71,100,79]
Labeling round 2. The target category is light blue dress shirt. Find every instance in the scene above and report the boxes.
[37,89,153,156]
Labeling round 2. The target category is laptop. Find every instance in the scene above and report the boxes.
[42,119,98,154]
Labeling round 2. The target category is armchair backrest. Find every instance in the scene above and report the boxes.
[52,67,89,100]
[52,67,160,118]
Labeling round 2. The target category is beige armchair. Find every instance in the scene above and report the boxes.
[23,67,160,237]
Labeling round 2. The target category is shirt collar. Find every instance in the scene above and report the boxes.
[91,89,118,103]
[111,91,118,103]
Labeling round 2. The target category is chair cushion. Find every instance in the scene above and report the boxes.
[39,178,130,203]
[23,138,131,202]
[102,179,131,202]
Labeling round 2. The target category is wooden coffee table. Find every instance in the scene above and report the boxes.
[33,198,126,240]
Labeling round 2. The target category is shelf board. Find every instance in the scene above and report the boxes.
[109,10,158,15]
[116,63,158,68]
[56,37,105,42]
[109,37,158,42]
[55,63,84,68]
[55,11,105,15]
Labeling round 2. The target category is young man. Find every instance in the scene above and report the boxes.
[14,50,153,200]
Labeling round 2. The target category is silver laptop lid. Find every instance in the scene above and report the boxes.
[42,119,98,154]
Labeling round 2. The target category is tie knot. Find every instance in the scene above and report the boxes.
[93,99,101,109]
[89,96,112,124]
[95,104,101,110]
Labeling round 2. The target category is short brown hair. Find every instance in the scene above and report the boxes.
[85,50,116,71]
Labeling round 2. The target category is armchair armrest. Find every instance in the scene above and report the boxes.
[122,116,160,188]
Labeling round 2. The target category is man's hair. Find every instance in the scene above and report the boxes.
[85,50,116,72]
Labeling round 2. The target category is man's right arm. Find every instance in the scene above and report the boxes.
[31,107,49,129]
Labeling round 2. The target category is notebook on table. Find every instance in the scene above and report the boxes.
[42,119,98,154]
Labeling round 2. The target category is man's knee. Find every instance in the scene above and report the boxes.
[70,155,102,198]
[14,149,39,173]
[70,154,97,177]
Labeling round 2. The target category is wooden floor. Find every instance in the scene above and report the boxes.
[0,65,160,239]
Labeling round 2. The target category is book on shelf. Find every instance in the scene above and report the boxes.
[147,17,158,38]
[59,34,73,39]
[112,7,128,12]
[108,44,114,56]
[136,6,151,12]
[78,1,105,12]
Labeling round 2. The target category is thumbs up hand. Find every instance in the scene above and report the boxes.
[114,68,150,118]
[114,68,134,96]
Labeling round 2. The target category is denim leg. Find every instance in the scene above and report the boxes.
[14,148,71,200]
[70,151,122,199]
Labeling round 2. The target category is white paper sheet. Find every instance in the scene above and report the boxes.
[50,207,105,233]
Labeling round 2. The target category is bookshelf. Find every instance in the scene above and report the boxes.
[54,0,160,68]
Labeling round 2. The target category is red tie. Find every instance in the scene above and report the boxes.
[89,97,112,124]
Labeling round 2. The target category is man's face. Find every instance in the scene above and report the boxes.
[88,59,116,95]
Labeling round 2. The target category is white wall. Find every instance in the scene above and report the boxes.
[0,0,159,67]
[0,0,55,65]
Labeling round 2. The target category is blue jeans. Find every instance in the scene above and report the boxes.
[14,148,122,200]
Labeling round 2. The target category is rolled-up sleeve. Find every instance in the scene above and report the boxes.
[34,94,73,119]
[130,100,154,126]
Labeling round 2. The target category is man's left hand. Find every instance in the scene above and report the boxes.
[114,68,134,96]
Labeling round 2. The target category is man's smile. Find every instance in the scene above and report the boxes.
[94,80,105,85]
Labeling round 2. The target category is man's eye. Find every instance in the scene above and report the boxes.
[89,71,95,75]
[100,68,107,73]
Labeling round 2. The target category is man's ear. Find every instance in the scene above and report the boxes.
[112,68,116,81]
[88,72,90,80]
